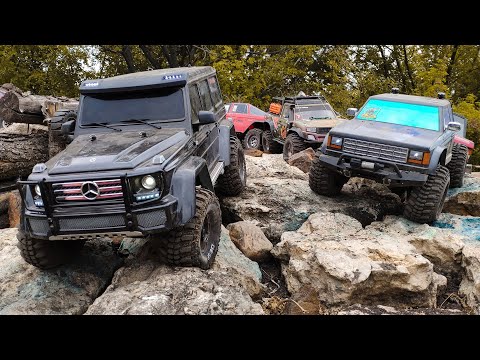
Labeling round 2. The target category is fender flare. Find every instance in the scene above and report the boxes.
[171,156,213,225]
[219,118,234,166]
[429,145,447,174]
[287,127,303,138]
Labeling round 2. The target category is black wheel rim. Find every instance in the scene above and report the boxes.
[200,211,213,254]
[248,135,259,148]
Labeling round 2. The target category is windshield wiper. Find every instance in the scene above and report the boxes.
[120,118,163,129]
[83,122,122,132]
[309,116,332,120]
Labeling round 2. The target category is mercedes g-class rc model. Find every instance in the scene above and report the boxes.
[17,66,247,270]
[262,93,345,161]
[309,89,471,224]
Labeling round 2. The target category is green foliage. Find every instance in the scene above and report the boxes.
[2,44,480,164]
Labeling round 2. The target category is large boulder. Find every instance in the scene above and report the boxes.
[0,228,123,314]
[221,154,402,242]
[287,148,316,173]
[227,221,273,262]
[85,226,264,315]
[272,212,447,311]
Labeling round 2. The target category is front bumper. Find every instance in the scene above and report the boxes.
[18,178,179,240]
[319,152,429,186]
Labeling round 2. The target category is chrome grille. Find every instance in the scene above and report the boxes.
[343,138,409,163]
[52,179,124,203]
[58,215,125,231]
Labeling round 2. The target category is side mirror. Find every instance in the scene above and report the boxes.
[346,108,358,117]
[61,120,76,135]
[447,121,461,132]
[198,111,216,125]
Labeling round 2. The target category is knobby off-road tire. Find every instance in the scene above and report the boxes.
[243,128,263,150]
[17,210,84,269]
[403,165,450,224]
[283,133,307,161]
[164,188,221,270]
[309,154,348,196]
[447,143,468,188]
[261,130,282,153]
[48,109,77,158]
[216,137,246,196]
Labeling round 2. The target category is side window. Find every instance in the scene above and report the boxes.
[198,79,213,111]
[189,84,201,123]
[207,76,222,107]
[250,105,265,116]
[231,103,248,114]
[282,105,291,119]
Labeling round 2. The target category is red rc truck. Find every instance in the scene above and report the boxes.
[226,102,269,150]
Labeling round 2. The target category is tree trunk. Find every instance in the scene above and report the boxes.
[0,131,48,180]
[402,45,416,89]
[446,45,459,86]
[121,45,136,73]
[377,45,390,78]
[139,45,161,69]
[0,193,9,229]
[0,84,78,125]
[392,45,408,91]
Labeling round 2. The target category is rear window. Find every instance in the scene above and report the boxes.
[357,99,440,131]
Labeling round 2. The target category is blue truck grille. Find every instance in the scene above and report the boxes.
[343,138,409,163]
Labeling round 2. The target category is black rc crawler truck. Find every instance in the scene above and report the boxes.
[17,66,246,269]
[309,90,469,224]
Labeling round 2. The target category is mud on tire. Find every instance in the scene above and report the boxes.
[447,143,468,188]
[309,154,347,196]
[163,188,221,270]
[262,130,282,153]
[243,128,263,150]
[403,165,450,224]
[216,137,246,196]
[283,133,307,161]
[48,109,77,158]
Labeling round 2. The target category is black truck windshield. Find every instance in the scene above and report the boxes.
[79,87,185,125]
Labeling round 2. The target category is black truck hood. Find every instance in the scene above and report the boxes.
[47,128,189,175]
[331,120,441,150]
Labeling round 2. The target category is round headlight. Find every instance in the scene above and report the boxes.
[34,184,42,196]
[141,175,157,190]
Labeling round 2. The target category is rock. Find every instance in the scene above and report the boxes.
[221,154,402,242]
[0,228,123,314]
[368,215,465,277]
[459,241,480,314]
[85,226,264,315]
[444,191,480,216]
[85,263,264,315]
[443,176,480,216]
[244,149,263,157]
[226,221,273,262]
[337,304,465,315]
[272,212,447,310]
[287,148,316,173]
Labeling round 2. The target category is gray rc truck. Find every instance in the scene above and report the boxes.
[309,89,470,224]
[262,94,345,161]
[17,66,246,269]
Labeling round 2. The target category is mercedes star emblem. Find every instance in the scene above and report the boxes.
[81,181,100,200]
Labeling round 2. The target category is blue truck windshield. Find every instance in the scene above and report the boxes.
[356,99,440,131]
